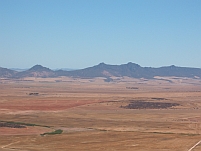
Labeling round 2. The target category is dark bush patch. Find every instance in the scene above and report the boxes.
[126,87,139,89]
[0,122,26,128]
[122,101,179,109]
[29,92,39,95]
[151,98,167,100]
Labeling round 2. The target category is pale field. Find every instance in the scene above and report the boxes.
[0,77,201,151]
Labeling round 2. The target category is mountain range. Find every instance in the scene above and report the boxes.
[0,62,201,79]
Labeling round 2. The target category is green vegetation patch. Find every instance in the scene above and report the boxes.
[41,129,63,136]
[0,121,51,128]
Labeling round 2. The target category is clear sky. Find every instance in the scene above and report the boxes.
[1,0,201,69]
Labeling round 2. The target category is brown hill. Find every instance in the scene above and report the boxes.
[0,67,17,78]
[14,65,56,78]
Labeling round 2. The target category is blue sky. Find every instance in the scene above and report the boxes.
[1,0,201,69]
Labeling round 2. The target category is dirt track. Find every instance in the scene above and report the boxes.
[188,140,201,151]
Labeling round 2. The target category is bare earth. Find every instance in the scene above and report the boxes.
[0,76,201,151]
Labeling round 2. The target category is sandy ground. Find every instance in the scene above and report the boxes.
[0,126,51,136]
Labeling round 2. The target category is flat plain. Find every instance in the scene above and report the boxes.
[0,77,201,151]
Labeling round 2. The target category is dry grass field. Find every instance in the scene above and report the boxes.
[0,76,201,151]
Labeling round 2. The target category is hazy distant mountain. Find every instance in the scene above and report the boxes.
[56,62,151,78]
[153,65,201,78]
[53,68,76,71]
[1,63,201,79]
[56,62,201,79]
[0,67,17,78]
[9,68,27,72]
[14,65,56,78]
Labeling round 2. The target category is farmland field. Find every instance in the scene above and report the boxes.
[0,77,201,151]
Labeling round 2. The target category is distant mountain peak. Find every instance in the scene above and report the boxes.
[29,65,51,72]
[11,64,56,78]
[126,62,140,66]
[98,62,106,66]
[170,65,176,68]
[32,64,43,68]
[95,62,108,68]
[127,62,135,64]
